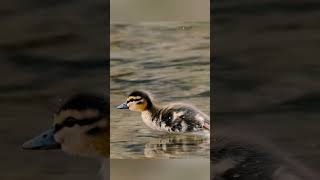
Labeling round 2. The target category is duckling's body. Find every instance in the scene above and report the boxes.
[117,90,210,133]
[141,103,210,133]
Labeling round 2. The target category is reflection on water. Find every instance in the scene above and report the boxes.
[110,22,210,159]
[144,134,209,159]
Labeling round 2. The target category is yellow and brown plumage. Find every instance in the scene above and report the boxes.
[117,90,210,134]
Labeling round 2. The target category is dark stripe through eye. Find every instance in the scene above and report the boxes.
[86,127,102,135]
[64,117,77,127]
[54,116,103,132]
[126,98,142,103]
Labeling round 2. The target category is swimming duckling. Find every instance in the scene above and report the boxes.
[117,90,210,134]
[22,94,109,178]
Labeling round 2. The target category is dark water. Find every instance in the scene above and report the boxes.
[110,22,210,159]
[0,1,107,179]
[213,0,320,178]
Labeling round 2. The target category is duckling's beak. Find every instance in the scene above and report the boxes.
[116,102,129,109]
[22,127,61,150]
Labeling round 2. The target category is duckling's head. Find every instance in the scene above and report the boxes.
[117,90,153,112]
[22,94,109,158]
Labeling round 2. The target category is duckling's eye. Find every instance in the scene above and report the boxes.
[63,117,77,127]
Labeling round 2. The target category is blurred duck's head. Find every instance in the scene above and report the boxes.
[22,94,109,158]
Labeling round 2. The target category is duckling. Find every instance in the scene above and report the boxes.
[22,94,109,178]
[116,90,210,134]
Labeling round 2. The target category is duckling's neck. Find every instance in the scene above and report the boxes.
[141,104,162,130]
[89,130,109,158]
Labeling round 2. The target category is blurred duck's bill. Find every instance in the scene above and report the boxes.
[22,127,61,150]
[116,102,129,109]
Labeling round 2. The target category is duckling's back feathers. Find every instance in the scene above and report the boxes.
[146,102,210,133]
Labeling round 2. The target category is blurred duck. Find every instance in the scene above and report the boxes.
[212,130,318,180]
[117,90,210,134]
[22,94,109,179]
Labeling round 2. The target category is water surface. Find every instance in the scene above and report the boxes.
[110,22,210,159]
